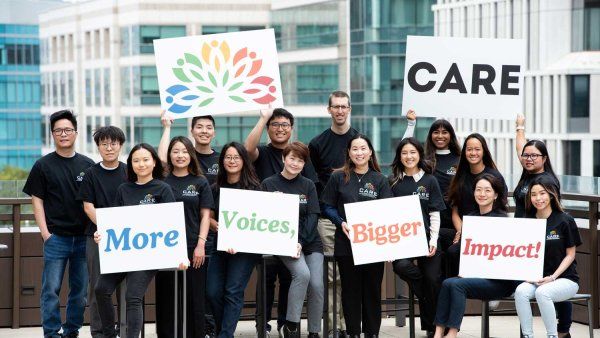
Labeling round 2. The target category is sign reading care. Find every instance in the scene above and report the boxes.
[344,195,429,265]
[459,216,546,281]
[402,36,526,119]
[217,188,299,256]
[154,29,284,119]
[96,202,189,274]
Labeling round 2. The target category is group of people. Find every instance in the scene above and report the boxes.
[24,90,581,338]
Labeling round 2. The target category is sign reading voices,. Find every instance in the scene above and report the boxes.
[154,29,284,119]
[402,36,525,119]
[217,188,298,256]
[96,202,188,274]
[344,195,429,265]
[459,216,546,281]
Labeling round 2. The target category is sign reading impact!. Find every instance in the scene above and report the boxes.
[402,36,526,119]
[459,216,546,281]
[344,195,429,265]
[154,29,284,119]
[96,202,188,274]
[216,188,299,256]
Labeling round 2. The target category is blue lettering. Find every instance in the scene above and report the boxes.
[164,230,179,247]
[133,233,148,249]
[105,228,131,252]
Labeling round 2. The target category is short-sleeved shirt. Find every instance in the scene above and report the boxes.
[309,127,359,196]
[542,211,582,283]
[455,167,507,218]
[467,210,508,218]
[114,179,176,207]
[262,173,322,254]
[196,150,220,185]
[23,152,94,236]
[253,144,318,183]
[390,172,446,239]
[513,171,560,218]
[433,152,459,200]
[77,162,128,235]
[165,174,214,248]
[321,169,392,256]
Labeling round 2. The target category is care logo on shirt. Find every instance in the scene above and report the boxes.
[446,165,457,175]
[299,194,307,204]
[413,185,430,200]
[140,194,156,204]
[358,182,378,199]
[76,171,85,182]
[207,164,219,175]
[520,185,529,195]
[182,185,199,197]
[547,230,560,240]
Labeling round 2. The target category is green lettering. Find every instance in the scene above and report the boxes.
[221,210,238,228]
[237,217,250,230]
[268,220,280,232]
[280,221,289,233]
[250,213,257,230]
[257,219,268,231]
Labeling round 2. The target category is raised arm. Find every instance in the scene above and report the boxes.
[157,110,173,164]
[515,114,526,162]
[402,109,417,139]
[244,107,273,162]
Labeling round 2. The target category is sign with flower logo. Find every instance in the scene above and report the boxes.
[154,29,284,119]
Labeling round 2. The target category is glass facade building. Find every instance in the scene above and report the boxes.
[0,24,42,169]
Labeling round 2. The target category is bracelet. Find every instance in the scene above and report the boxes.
[198,236,207,242]
[516,126,525,131]
[550,275,556,281]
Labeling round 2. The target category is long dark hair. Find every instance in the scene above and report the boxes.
[216,142,260,189]
[448,133,497,208]
[335,134,381,183]
[515,139,560,196]
[525,175,563,215]
[424,119,461,168]
[166,136,203,177]
[126,143,164,183]
[473,173,508,214]
[390,137,432,187]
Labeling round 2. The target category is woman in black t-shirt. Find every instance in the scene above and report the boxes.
[321,134,392,337]
[94,143,183,338]
[155,136,214,338]
[446,133,507,277]
[262,142,323,338]
[206,142,261,338]
[389,138,446,337]
[514,176,581,338]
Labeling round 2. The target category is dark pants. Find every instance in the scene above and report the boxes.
[393,251,442,331]
[336,256,384,336]
[95,270,157,338]
[207,251,258,338]
[86,237,102,337]
[434,277,517,329]
[205,233,217,334]
[255,258,291,332]
[156,247,206,338]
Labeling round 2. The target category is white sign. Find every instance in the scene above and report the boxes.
[344,195,429,265]
[402,36,525,119]
[96,202,188,274]
[154,29,284,119]
[217,188,298,256]
[459,216,546,281]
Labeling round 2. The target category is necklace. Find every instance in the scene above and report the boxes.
[354,170,368,182]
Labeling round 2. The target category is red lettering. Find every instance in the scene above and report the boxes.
[515,245,526,257]
[350,221,421,245]
[461,240,541,260]
[352,223,367,243]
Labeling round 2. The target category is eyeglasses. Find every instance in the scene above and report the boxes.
[521,153,543,160]
[270,122,291,130]
[52,128,76,136]
[224,155,241,162]
[329,105,350,110]
[100,142,120,149]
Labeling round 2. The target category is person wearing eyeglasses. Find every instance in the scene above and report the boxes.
[245,107,319,335]
[308,90,358,336]
[23,110,94,338]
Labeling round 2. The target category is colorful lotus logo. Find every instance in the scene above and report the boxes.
[364,183,375,191]
[165,40,278,114]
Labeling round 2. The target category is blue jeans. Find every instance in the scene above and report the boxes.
[206,251,258,338]
[434,277,518,330]
[41,234,88,337]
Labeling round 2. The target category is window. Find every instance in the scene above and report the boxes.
[67,71,74,106]
[296,25,338,48]
[201,26,264,35]
[140,66,159,105]
[296,64,338,104]
[104,68,111,106]
[564,141,581,176]
[85,69,92,106]
[121,67,131,105]
[584,0,600,50]
[138,25,186,54]
[120,26,130,56]
[568,75,589,132]
[94,68,101,106]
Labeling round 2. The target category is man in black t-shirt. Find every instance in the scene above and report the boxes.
[78,126,127,338]
[23,110,94,338]
[309,90,358,335]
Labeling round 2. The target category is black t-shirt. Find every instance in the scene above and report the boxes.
[262,173,322,254]
[542,211,582,283]
[23,152,94,236]
[114,179,176,207]
[467,209,508,217]
[390,173,446,239]
[514,172,560,218]
[455,167,507,218]
[78,162,128,235]
[165,174,215,248]
[321,170,392,256]
[196,150,220,185]
[253,144,319,184]
[309,127,359,196]
[433,152,459,200]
